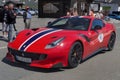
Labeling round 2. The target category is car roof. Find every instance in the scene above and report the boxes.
[61,16,94,19]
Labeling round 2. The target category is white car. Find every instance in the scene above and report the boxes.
[29,10,36,15]
[14,8,36,16]
[14,8,25,16]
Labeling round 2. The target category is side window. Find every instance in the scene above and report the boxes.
[91,19,104,30]
[51,18,68,26]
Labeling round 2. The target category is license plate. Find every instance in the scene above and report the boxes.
[16,56,32,63]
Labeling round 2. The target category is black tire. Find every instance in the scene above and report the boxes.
[107,32,116,51]
[68,42,83,68]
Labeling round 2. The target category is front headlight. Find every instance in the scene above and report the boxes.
[45,37,65,49]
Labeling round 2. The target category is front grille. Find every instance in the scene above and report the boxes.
[8,47,47,61]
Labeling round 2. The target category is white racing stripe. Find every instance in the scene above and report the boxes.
[18,28,52,50]
[24,29,62,51]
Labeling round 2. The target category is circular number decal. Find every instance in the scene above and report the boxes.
[98,33,104,43]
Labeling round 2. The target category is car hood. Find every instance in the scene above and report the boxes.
[8,28,85,53]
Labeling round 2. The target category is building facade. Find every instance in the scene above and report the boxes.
[0,0,38,9]
[1,0,119,18]
[38,0,120,17]
[38,0,71,18]
[94,0,119,14]
[20,0,38,9]
[0,0,23,8]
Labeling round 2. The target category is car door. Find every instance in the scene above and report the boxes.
[88,19,105,53]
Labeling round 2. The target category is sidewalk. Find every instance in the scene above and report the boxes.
[108,18,120,24]
[0,16,55,31]
[15,16,55,32]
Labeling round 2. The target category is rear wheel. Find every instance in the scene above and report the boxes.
[107,32,116,51]
[68,42,83,68]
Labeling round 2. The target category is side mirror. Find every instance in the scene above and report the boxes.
[94,25,102,30]
[48,21,52,25]
[104,16,110,21]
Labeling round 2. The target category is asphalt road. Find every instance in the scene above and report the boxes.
[0,17,120,80]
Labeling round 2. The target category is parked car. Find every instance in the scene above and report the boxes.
[112,11,120,15]
[108,14,120,20]
[29,9,36,15]
[34,9,38,15]
[14,8,25,16]
[14,8,36,16]
[5,16,116,69]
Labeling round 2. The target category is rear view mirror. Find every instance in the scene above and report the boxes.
[104,16,110,21]
[48,21,52,25]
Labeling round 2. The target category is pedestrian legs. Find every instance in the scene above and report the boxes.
[28,19,31,29]
[2,22,6,36]
[8,24,13,42]
[25,19,31,29]
[2,22,8,37]
[13,24,17,31]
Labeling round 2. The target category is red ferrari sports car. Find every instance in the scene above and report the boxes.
[5,16,116,68]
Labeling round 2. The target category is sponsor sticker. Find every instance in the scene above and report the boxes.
[98,33,104,43]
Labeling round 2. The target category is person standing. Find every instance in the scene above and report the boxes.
[99,11,104,19]
[73,8,78,16]
[23,6,32,29]
[89,9,95,17]
[0,5,8,37]
[95,12,101,19]
[6,4,16,42]
[66,11,71,16]
[95,11,104,19]
[13,9,17,34]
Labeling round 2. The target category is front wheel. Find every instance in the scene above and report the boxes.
[68,42,83,68]
[107,32,116,51]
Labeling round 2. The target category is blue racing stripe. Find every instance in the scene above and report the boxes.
[19,29,56,51]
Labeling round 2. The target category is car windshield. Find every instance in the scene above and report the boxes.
[47,17,91,30]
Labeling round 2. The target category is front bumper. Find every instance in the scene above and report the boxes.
[5,48,67,68]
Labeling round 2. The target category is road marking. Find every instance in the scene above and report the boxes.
[0,46,7,50]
